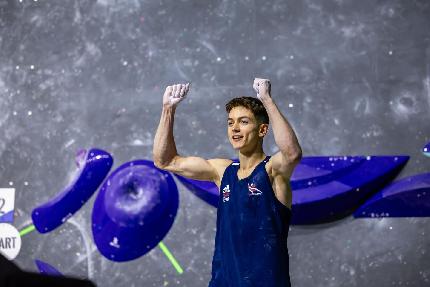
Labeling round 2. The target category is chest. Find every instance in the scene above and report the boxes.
[218,163,291,209]
[235,164,277,192]
[221,164,275,201]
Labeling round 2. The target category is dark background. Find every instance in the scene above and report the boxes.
[0,0,429,286]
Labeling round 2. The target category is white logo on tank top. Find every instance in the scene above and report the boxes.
[222,184,230,202]
[248,182,262,196]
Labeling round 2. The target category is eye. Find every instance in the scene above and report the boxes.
[228,122,233,126]
[241,120,248,124]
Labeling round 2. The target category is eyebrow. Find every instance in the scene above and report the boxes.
[227,116,250,121]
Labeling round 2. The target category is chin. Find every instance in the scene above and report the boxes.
[230,143,241,150]
[232,143,247,151]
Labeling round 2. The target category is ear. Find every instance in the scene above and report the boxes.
[258,123,269,138]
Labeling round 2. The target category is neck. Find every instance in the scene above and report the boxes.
[237,148,266,171]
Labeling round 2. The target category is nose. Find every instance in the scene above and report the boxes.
[232,122,240,132]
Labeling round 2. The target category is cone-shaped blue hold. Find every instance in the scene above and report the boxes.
[35,259,63,276]
[354,173,430,218]
[174,175,221,207]
[92,160,178,262]
[32,148,113,233]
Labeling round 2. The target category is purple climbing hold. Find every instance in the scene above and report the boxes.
[92,160,178,262]
[290,155,409,224]
[31,148,113,233]
[354,173,430,218]
[0,211,14,223]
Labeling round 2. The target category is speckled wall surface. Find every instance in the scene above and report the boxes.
[0,0,429,286]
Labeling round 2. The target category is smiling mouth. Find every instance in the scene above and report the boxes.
[232,135,243,142]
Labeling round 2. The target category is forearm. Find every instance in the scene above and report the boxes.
[261,97,302,159]
[153,105,179,167]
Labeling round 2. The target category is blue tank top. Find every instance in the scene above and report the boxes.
[208,155,292,287]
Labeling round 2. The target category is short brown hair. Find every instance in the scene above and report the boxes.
[225,96,269,125]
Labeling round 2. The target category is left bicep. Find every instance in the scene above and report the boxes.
[270,151,301,179]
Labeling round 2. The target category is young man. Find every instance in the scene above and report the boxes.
[153,78,302,287]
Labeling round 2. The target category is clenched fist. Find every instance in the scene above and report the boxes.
[253,78,271,101]
[163,83,190,108]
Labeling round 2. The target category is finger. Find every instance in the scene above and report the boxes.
[171,85,177,97]
[174,84,181,97]
[184,82,191,94]
[170,85,176,97]
[177,84,184,97]
[179,84,186,97]
[261,80,267,88]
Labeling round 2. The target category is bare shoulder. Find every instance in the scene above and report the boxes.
[266,153,298,210]
[267,151,300,180]
[207,158,233,188]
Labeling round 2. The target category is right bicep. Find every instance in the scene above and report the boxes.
[157,155,221,182]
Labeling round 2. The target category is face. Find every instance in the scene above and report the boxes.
[227,106,268,151]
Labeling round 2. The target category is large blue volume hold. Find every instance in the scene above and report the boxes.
[92,160,179,262]
[174,155,409,224]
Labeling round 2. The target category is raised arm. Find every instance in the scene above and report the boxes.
[253,78,302,178]
[152,83,230,183]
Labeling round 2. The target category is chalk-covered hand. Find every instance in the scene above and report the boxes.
[163,83,190,108]
[253,78,271,101]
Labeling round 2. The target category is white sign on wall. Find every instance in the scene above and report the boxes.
[0,188,15,223]
[0,223,21,260]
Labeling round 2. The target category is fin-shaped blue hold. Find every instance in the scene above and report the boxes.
[32,148,113,233]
